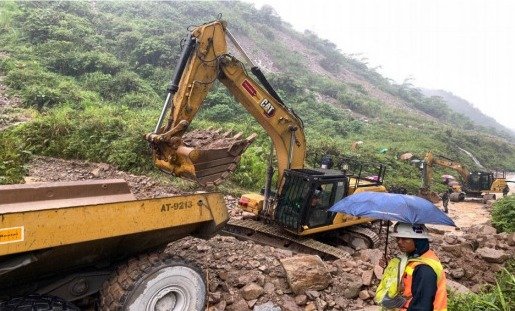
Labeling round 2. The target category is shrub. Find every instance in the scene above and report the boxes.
[0,131,30,185]
[492,196,515,233]
[18,78,94,110]
[107,136,153,173]
[117,92,161,109]
[109,71,155,99]
[45,50,123,76]
[15,104,156,174]
[80,72,113,98]
[230,145,268,190]
[199,104,235,122]
[5,66,59,91]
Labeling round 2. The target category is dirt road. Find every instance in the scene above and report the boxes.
[430,199,492,233]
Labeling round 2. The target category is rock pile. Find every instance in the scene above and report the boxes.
[25,156,515,309]
[167,236,385,310]
[430,224,514,291]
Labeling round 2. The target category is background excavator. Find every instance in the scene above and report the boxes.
[418,151,508,203]
[145,19,388,258]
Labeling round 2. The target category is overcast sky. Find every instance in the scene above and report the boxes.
[244,0,515,131]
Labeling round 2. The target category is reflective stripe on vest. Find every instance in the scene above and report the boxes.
[401,250,448,311]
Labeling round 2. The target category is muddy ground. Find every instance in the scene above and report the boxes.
[18,156,515,310]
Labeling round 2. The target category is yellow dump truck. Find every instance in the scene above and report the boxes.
[0,179,228,310]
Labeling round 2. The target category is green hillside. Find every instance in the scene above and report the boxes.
[1,1,514,193]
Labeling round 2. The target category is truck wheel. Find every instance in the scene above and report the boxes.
[100,252,206,311]
[0,294,79,310]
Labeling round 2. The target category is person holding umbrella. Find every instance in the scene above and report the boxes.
[328,192,454,310]
[378,222,447,311]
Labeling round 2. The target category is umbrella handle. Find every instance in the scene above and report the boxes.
[384,221,390,261]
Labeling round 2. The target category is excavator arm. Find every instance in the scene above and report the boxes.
[419,151,468,202]
[145,20,306,186]
[423,151,470,188]
[424,151,470,181]
[423,151,470,191]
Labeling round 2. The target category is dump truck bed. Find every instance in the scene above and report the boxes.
[0,179,228,296]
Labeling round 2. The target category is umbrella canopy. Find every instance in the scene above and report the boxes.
[329,192,455,226]
[366,175,379,181]
[441,174,455,181]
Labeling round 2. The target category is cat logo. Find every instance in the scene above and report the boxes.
[260,99,275,117]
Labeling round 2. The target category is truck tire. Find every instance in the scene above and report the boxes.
[0,294,80,311]
[100,252,206,311]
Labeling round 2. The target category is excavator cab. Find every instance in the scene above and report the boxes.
[465,171,494,195]
[274,168,349,233]
[271,156,387,235]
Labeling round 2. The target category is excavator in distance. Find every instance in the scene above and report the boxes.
[145,19,388,258]
[418,151,508,203]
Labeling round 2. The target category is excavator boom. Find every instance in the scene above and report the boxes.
[146,20,306,186]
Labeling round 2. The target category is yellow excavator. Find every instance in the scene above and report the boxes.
[419,151,508,202]
[145,19,388,258]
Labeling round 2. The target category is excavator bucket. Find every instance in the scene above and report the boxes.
[151,129,257,187]
[417,187,441,203]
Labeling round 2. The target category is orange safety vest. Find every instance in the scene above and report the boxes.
[401,249,447,311]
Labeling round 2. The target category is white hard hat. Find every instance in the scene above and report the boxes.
[390,222,430,239]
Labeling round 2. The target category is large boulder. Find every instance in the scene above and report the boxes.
[254,301,281,311]
[446,279,471,294]
[475,247,510,263]
[478,225,497,235]
[333,272,363,299]
[280,255,332,294]
[241,282,264,300]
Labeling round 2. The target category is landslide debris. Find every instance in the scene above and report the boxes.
[23,156,515,310]
[182,128,255,150]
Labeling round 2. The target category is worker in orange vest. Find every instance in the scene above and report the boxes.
[387,222,448,311]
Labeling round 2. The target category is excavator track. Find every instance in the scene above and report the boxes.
[223,219,353,260]
[345,226,381,248]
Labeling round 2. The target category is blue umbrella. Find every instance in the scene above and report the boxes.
[329,192,455,226]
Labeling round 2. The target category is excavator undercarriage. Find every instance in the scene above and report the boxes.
[223,219,380,260]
